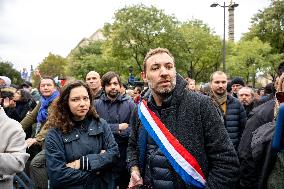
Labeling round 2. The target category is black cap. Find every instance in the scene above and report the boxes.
[231,77,245,87]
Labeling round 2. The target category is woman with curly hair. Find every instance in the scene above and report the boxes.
[45,81,119,189]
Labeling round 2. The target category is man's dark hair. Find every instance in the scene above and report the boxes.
[101,72,121,89]
[135,86,142,94]
[20,81,32,88]
[277,60,284,76]
[122,83,128,89]
[264,83,276,95]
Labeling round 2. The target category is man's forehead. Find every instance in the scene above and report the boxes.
[147,53,174,64]
[40,79,54,84]
[109,77,119,83]
[86,71,100,79]
[212,74,227,81]
[239,88,252,94]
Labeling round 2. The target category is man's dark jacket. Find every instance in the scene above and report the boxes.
[94,94,136,173]
[238,99,275,189]
[127,74,240,189]
[225,95,247,149]
[243,100,259,119]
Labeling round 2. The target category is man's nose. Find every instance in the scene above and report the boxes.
[160,66,169,76]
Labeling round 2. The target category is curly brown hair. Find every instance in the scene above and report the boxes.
[46,80,99,134]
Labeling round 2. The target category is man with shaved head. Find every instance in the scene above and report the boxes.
[85,71,103,99]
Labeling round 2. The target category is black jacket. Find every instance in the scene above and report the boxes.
[238,99,275,189]
[127,74,240,189]
[225,95,247,149]
[244,100,259,119]
[45,116,119,189]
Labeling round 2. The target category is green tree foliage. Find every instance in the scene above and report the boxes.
[37,53,67,78]
[102,4,178,77]
[175,20,222,81]
[244,0,284,54]
[0,61,22,85]
[227,37,276,87]
[66,41,116,80]
[33,53,67,86]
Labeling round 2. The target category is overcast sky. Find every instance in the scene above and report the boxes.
[0,0,270,72]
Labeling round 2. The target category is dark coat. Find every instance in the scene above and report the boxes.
[127,74,240,189]
[45,116,119,189]
[94,94,136,173]
[225,95,247,149]
[238,99,275,189]
[244,100,259,119]
[251,121,277,189]
[4,99,36,122]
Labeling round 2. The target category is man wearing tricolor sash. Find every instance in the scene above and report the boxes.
[127,48,240,189]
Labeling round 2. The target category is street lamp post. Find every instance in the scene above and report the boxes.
[128,66,135,85]
[210,1,238,73]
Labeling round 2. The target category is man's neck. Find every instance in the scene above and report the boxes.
[92,87,101,96]
[152,92,167,107]
[107,94,118,102]
[212,91,227,98]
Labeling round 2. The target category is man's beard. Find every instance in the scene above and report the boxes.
[214,88,226,96]
[107,90,119,99]
[241,100,250,106]
[148,76,176,97]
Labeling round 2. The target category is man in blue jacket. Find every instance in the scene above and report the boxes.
[94,71,136,189]
[210,71,247,150]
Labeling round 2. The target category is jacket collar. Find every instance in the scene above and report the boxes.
[101,93,126,102]
[62,116,103,142]
[227,94,235,103]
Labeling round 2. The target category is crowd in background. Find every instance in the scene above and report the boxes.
[0,48,284,189]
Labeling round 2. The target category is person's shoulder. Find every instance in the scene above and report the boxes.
[98,117,107,125]
[253,99,275,116]
[227,94,242,106]
[45,127,63,141]
[4,117,23,133]
[184,90,210,103]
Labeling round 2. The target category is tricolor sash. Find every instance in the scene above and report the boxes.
[138,100,206,188]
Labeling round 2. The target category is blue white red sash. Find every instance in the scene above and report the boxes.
[138,100,206,188]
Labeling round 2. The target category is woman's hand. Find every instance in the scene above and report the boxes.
[25,138,37,148]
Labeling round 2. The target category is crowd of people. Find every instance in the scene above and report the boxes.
[0,47,284,189]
